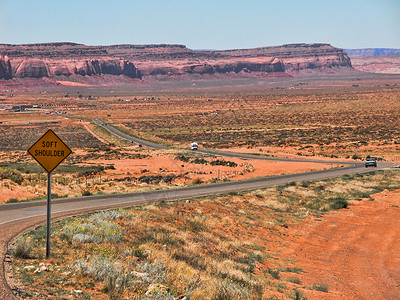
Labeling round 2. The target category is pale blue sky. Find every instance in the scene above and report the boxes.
[0,0,399,50]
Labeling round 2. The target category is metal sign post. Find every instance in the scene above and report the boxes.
[28,129,72,258]
[46,173,51,258]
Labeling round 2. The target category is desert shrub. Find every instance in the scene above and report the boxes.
[72,233,101,243]
[0,167,24,184]
[300,181,311,188]
[310,283,329,292]
[12,237,32,259]
[82,190,92,196]
[175,154,190,162]
[74,255,118,282]
[61,216,124,244]
[213,280,251,300]
[289,289,306,300]
[172,250,207,270]
[6,198,19,203]
[191,157,208,165]
[210,159,238,167]
[192,177,203,184]
[286,277,302,284]
[89,209,132,221]
[130,262,166,292]
[102,273,131,300]
[330,198,349,210]
[234,253,263,273]
[184,218,208,233]
[279,267,304,274]
[10,173,24,185]
[267,268,280,279]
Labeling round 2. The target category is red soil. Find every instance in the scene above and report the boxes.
[285,190,400,299]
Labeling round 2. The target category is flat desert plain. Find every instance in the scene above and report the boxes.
[2,75,400,299]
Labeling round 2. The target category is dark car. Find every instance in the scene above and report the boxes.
[365,157,377,168]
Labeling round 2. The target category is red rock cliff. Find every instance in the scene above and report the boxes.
[10,57,141,79]
[0,42,352,80]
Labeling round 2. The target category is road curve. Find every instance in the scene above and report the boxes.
[94,118,354,164]
[94,119,168,150]
[0,120,396,299]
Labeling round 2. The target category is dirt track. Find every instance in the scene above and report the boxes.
[285,189,400,299]
[1,216,45,300]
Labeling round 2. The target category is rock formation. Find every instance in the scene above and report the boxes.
[0,42,352,81]
[214,43,352,71]
[9,57,141,79]
[105,43,352,76]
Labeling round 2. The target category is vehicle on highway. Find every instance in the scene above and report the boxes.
[365,157,377,167]
[191,142,198,150]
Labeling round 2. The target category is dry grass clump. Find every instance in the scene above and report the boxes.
[60,210,128,244]
[11,237,33,259]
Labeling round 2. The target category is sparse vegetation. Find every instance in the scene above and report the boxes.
[11,168,396,298]
[4,87,400,299]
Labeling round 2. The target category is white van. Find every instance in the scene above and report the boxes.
[191,142,198,150]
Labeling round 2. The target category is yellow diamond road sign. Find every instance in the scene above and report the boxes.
[28,129,72,173]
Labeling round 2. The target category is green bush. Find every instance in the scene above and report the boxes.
[82,190,92,196]
[6,198,19,203]
[210,159,238,167]
[0,167,24,184]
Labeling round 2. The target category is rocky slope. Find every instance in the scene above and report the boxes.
[0,42,352,82]
[350,55,400,74]
[343,48,400,74]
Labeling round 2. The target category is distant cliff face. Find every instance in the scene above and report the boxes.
[10,57,141,78]
[0,42,352,81]
[105,43,351,77]
[215,43,352,71]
